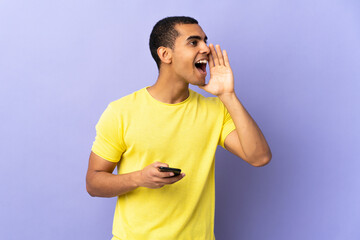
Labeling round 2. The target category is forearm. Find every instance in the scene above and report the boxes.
[86,170,140,198]
[219,92,271,161]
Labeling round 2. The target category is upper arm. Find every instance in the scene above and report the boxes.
[224,130,272,167]
[86,151,118,196]
[86,151,117,177]
[224,130,247,160]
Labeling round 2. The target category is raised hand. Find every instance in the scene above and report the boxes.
[198,44,235,97]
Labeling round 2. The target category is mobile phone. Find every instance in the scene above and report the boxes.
[158,167,181,176]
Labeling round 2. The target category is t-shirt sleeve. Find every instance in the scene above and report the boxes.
[218,100,236,149]
[91,103,126,162]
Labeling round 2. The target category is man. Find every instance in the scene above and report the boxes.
[86,16,271,240]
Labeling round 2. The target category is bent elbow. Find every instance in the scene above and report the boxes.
[86,184,96,197]
[250,153,272,167]
[86,177,97,197]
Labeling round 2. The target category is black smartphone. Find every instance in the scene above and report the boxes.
[158,167,182,176]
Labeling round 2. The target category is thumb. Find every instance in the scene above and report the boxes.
[153,162,169,168]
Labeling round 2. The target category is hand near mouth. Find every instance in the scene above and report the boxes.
[198,44,235,97]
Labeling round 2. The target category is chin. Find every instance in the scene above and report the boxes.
[189,81,205,87]
[189,77,206,86]
[198,78,207,86]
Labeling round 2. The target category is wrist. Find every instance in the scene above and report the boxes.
[131,170,142,188]
[218,92,237,103]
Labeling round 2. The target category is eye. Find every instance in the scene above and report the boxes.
[190,40,198,46]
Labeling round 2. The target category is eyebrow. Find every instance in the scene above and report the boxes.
[186,35,208,43]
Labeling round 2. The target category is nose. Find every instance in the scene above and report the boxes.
[200,42,210,55]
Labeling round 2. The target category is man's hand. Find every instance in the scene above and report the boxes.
[137,162,185,189]
[198,44,235,97]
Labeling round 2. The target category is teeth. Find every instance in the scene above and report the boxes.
[196,60,207,64]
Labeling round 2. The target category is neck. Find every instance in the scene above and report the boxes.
[146,69,190,104]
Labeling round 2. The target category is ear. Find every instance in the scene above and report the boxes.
[157,46,172,65]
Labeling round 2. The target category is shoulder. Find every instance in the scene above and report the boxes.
[108,87,146,112]
[190,89,224,109]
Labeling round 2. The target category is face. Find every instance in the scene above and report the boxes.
[170,24,210,85]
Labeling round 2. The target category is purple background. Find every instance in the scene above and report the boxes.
[1,0,359,239]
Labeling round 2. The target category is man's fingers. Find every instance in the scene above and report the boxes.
[155,170,175,178]
[209,44,227,66]
[161,173,185,184]
[145,162,185,186]
[209,44,219,66]
[153,162,169,168]
[215,45,225,66]
[223,49,230,67]
[208,52,215,68]
[154,172,185,183]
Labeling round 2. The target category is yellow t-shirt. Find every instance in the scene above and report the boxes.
[92,86,235,240]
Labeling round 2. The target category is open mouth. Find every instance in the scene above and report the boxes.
[195,59,207,75]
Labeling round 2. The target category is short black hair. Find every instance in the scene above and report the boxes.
[149,16,198,70]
